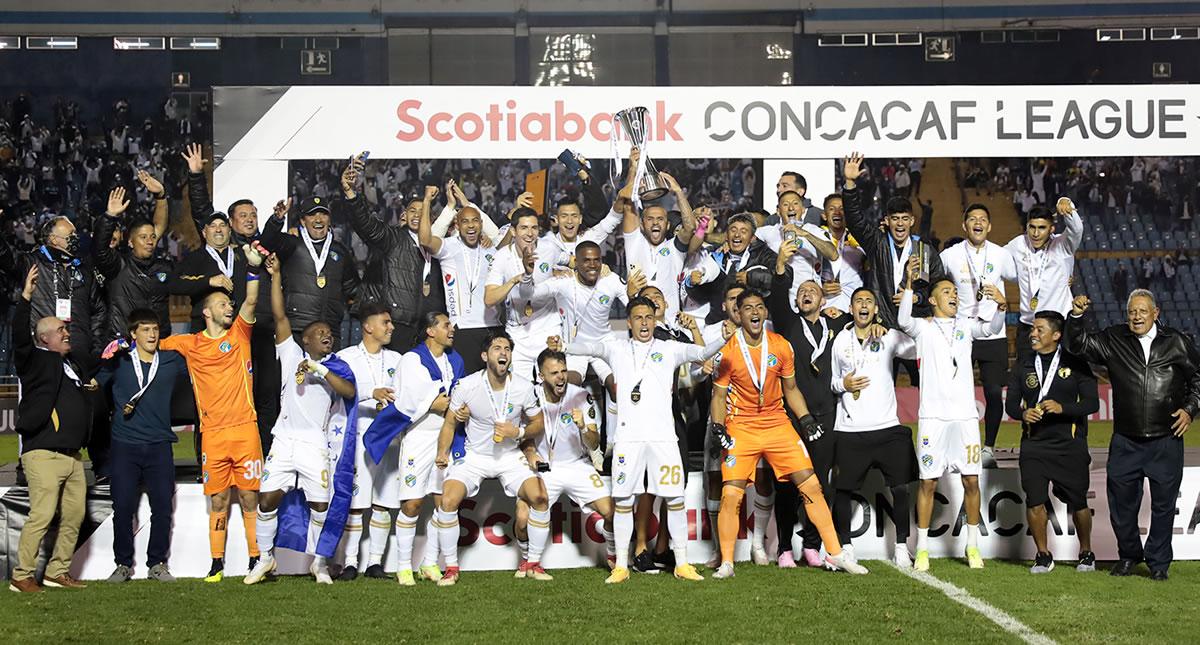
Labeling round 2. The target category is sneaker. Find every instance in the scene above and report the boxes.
[419,564,443,582]
[605,567,630,584]
[147,563,176,582]
[1076,551,1097,573]
[653,550,677,571]
[310,560,334,585]
[43,574,87,589]
[673,563,704,581]
[712,562,736,579]
[107,565,133,583]
[527,563,553,581]
[632,550,659,574]
[244,555,277,585]
[914,549,930,572]
[337,565,358,581]
[1030,552,1055,574]
[893,546,913,569]
[982,446,998,469]
[396,569,416,587]
[364,564,389,579]
[8,577,42,593]
[751,544,770,566]
[801,547,822,567]
[777,551,797,569]
[514,560,529,579]
[204,558,224,583]
[437,566,460,586]
[826,551,869,575]
[966,546,985,569]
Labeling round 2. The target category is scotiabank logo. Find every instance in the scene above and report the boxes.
[396,99,683,143]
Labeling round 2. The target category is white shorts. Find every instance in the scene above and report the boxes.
[510,334,544,384]
[351,430,401,510]
[261,435,330,503]
[542,461,610,509]
[612,441,684,498]
[917,418,982,479]
[398,427,445,501]
[446,451,538,498]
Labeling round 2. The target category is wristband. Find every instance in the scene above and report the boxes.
[153,192,166,200]
[245,273,260,282]
[245,263,261,275]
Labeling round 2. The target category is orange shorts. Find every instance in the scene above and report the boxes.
[721,422,812,484]
[201,422,263,495]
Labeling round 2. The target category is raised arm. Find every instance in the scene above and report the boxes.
[1064,296,1109,364]
[417,185,444,255]
[680,335,730,364]
[258,199,297,261]
[93,193,126,280]
[840,153,882,249]
[137,169,169,240]
[239,243,266,325]
[339,158,389,248]
[13,266,37,368]
[1056,197,1083,255]
[182,143,213,234]
[265,254,290,343]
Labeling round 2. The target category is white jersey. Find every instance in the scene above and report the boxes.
[485,244,559,339]
[623,231,687,319]
[448,370,540,457]
[567,336,724,443]
[897,291,1004,421]
[940,240,1017,341]
[757,221,833,307]
[539,207,624,266]
[824,230,865,313]
[273,337,335,444]
[523,273,627,343]
[830,327,915,433]
[533,383,599,467]
[396,349,455,434]
[434,237,499,330]
[340,343,404,434]
[1004,207,1082,324]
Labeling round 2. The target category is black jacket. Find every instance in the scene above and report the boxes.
[694,237,782,325]
[94,213,175,341]
[768,278,849,417]
[13,297,91,452]
[339,194,443,327]
[258,216,360,340]
[1066,315,1200,439]
[1005,349,1097,445]
[171,243,249,331]
[842,185,946,328]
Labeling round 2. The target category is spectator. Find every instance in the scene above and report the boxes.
[1139,255,1155,290]
[1163,255,1177,293]
[1112,261,1130,306]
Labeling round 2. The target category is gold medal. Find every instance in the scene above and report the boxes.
[1030,295,1039,309]
[852,391,861,400]
[758,392,764,407]
[295,371,306,385]
[630,383,642,404]
[423,283,431,296]
[123,401,136,416]
[376,401,386,412]
[316,275,327,289]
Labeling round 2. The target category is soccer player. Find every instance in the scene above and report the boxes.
[1005,311,1098,574]
[244,255,357,585]
[159,242,268,583]
[756,190,839,307]
[941,204,1017,468]
[1004,198,1082,363]
[339,301,404,580]
[708,289,867,578]
[433,331,547,586]
[620,167,701,322]
[562,296,728,584]
[484,208,560,382]
[816,193,864,314]
[896,257,1007,571]
[830,288,918,567]
[700,283,744,565]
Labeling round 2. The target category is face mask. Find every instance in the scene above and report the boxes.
[65,232,80,256]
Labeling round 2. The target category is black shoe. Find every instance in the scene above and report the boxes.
[1150,569,1169,581]
[248,556,259,571]
[653,550,676,571]
[631,550,659,574]
[363,564,388,579]
[204,558,224,581]
[1110,559,1138,577]
[337,565,359,581]
[1076,551,1097,572]
[1030,552,1055,574]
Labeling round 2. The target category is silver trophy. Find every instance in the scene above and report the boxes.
[614,106,670,201]
[915,241,931,283]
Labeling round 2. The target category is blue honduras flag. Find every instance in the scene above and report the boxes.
[363,344,466,465]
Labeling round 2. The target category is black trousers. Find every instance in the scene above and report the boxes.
[893,358,920,388]
[110,439,175,568]
[453,326,503,375]
[774,410,836,553]
[1106,432,1184,572]
[1015,322,1034,365]
[974,338,1009,447]
[251,324,280,455]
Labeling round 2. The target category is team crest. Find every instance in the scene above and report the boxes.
[650,352,664,363]
[954,330,965,341]
[407,458,416,467]
[219,341,232,353]
[1058,367,1072,378]
[507,403,514,414]
[598,295,611,305]
[869,340,882,352]
[202,472,209,483]
[724,455,736,467]
[331,251,339,262]
[766,354,779,367]
[405,474,417,487]
[921,436,930,446]
[560,412,573,425]
[985,262,994,273]
[246,360,253,373]
[155,272,167,282]
[485,254,494,262]
[1026,373,1039,388]
[588,407,596,419]
[539,262,550,272]
[617,455,625,465]
[657,247,670,257]
[921,455,934,467]
[261,471,269,482]
[387,367,396,377]
[617,473,626,484]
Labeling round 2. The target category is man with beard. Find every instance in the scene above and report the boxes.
[1005,198,1083,363]
[773,171,823,225]
[694,214,781,325]
[700,283,744,565]
[94,183,172,341]
[621,164,701,322]
[183,143,259,245]
[816,194,864,314]
[756,190,838,308]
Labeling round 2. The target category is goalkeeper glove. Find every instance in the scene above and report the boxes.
[798,414,824,443]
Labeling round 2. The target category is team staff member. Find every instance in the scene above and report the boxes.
[1006,311,1098,575]
[97,309,186,583]
[1067,291,1200,580]
[9,267,92,593]
[94,183,173,340]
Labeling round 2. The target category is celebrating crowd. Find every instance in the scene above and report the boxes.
[6,142,1200,594]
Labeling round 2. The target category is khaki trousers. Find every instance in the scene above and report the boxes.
[14,449,86,581]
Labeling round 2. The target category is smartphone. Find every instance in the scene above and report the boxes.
[360,150,370,163]
[557,149,582,176]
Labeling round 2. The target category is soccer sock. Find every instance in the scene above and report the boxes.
[527,507,551,564]
[394,511,420,572]
[752,490,775,550]
[665,496,689,565]
[917,527,930,553]
[613,498,635,569]
[243,510,260,558]
[434,508,460,567]
[718,487,745,564]
[602,525,616,558]
[255,509,278,558]
[307,508,328,556]
[705,498,722,551]
[367,509,395,567]
[889,484,911,543]
[343,514,363,568]
[517,539,529,561]
[797,475,841,557]
[966,523,980,549]
[208,510,228,559]
[420,516,440,568]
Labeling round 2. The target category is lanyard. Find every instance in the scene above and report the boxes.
[888,236,913,292]
[629,339,657,398]
[486,374,511,422]
[1024,239,1050,302]
[300,225,332,276]
[964,242,989,296]
[1033,348,1061,403]
[127,351,160,409]
[800,316,829,369]
[462,244,484,309]
[933,317,960,378]
[736,329,769,407]
[539,386,569,461]
[568,279,597,341]
[206,245,234,279]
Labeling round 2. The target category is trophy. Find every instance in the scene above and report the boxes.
[614,106,670,202]
[914,241,931,284]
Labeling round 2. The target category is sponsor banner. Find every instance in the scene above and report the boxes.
[895,385,1115,425]
[3,466,1198,580]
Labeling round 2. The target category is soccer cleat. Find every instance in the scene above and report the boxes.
[204,558,225,583]
[751,545,770,566]
[243,555,277,585]
[893,546,913,569]
[1030,552,1055,574]
[248,556,260,571]
[527,563,553,581]
[981,446,998,469]
[364,564,389,579]
[337,565,358,582]
[841,544,858,566]
[311,560,334,585]
[632,550,659,574]
[396,569,416,587]
[437,566,460,586]
[514,559,529,579]
[777,551,797,569]
[107,565,133,583]
[148,563,176,582]
[826,552,869,575]
[712,562,736,579]
[1076,551,1097,573]
[801,548,822,567]
[914,550,930,572]
[419,564,443,582]
[966,546,985,569]
[605,567,630,584]
[674,564,704,581]
[653,550,677,572]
